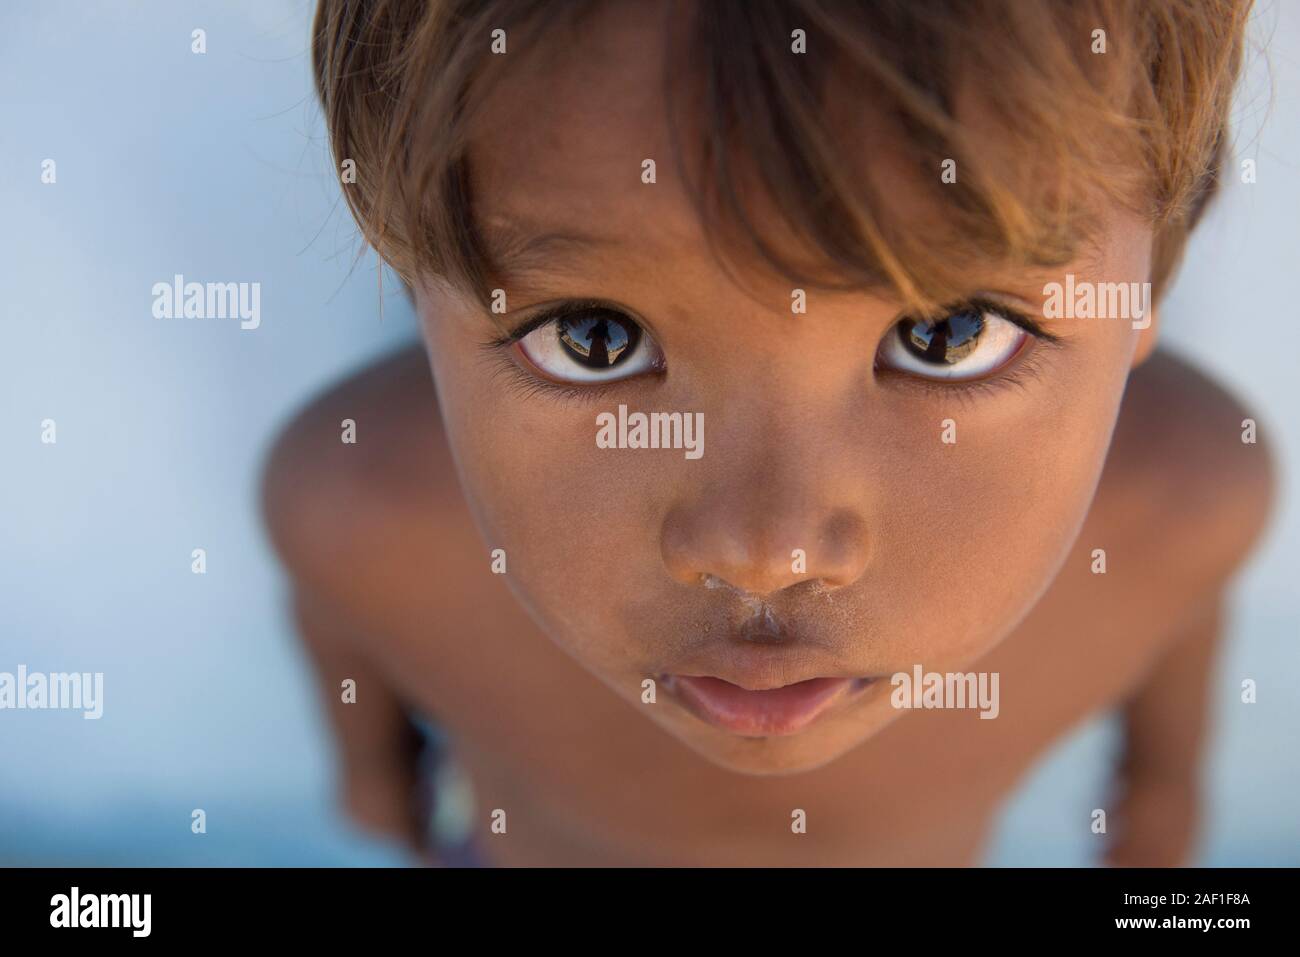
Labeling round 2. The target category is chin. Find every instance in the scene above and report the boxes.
[654,685,902,776]
[675,726,864,777]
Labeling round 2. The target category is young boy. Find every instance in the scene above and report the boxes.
[263,0,1275,866]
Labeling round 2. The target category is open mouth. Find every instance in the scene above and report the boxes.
[662,675,874,737]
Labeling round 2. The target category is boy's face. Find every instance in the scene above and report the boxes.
[414,3,1155,774]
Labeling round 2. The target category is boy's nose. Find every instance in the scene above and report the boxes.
[659,503,870,598]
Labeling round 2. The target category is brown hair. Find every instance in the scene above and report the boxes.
[312,0,1250,313]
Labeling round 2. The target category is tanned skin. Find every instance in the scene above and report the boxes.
[263,4,1275,866]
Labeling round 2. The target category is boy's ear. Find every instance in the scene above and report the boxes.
[1130,305,1161,368]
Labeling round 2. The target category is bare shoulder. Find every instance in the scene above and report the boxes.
[260,343,480,625]
[1091,348,1278,598]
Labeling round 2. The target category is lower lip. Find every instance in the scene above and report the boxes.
[666,675,867,737]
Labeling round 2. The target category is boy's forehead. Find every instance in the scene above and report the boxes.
[469,2,697,250]
[467,12,919,291]
[463,1,1145,298]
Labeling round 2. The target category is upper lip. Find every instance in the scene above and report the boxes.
[659,587,877,690]
[664,642,871,692]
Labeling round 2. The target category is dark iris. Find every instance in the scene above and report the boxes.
[898,308,983,365]
[557,311,641,368]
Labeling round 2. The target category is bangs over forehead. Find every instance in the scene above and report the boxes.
[313,0,1248,313]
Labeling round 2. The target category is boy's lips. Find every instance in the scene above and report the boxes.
[662,674,873,737]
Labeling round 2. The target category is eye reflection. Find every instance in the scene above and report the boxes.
[514,305,663,384]
[899,308,983,365]
[877,303,1029,381]
[558,312,641,368]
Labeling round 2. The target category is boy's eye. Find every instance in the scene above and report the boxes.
[876,305,1030,381]
[516,308,664,383]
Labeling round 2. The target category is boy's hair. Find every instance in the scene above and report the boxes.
[313,0,1250,313]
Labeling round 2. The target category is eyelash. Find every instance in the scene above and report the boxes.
[874,297,1061,399]
[485,298,620,348]
[481,296,1061,403]
[879,343,1051,405]
[488,361,633,406]
[479,301,643,405]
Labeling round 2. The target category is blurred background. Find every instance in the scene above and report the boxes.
[1,1,1296,866]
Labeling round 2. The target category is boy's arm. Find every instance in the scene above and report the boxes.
[1100,353,1278,867]
[1104,593,1224,867]
[292,587,431,858]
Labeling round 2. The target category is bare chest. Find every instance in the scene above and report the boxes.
[378,558,1164,866]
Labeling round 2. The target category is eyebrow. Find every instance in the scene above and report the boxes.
[480,220,622,289]
[476,216,1114,323]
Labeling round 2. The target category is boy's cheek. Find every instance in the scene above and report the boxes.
[424,323,1127,670]
[452,434,1097,676]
